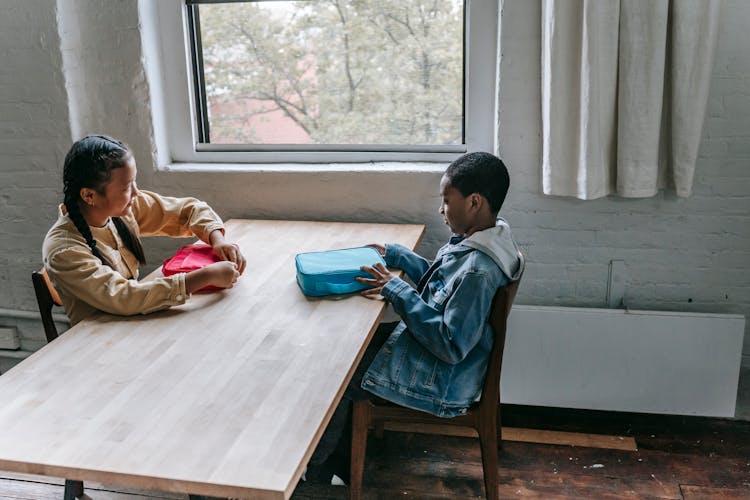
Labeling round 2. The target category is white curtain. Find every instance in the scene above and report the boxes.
[541,0,723,200]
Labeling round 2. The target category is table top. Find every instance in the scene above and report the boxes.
[0,219,424,499]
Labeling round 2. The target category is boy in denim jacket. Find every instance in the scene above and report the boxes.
[357,151,523,416]
[306,152,522,485]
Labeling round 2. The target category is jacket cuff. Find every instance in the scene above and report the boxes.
[384,243,402,267]
[172,273,189,304]
[382,277,410,302]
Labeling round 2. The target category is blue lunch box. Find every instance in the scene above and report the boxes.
[295,246,386,296]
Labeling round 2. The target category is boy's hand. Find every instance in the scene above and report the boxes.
[365,243,386,257]
[357,262,397,297]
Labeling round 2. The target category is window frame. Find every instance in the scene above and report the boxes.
[151,0,499,165]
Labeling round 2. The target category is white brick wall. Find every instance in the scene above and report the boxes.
[0,0,70,354]
[497,0,749,338]
[496,0,750,418]
[0,0,748,417]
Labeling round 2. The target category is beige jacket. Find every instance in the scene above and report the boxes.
[43,190,225,326]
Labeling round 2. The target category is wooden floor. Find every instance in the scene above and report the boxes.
[2,405,749,499]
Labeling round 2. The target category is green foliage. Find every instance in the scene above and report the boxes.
[199,0,463,145]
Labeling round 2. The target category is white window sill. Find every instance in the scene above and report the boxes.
[160,162,449,174]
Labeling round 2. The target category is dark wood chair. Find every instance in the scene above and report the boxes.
[31,267,63,342]
[31,267,84,500]
[349,272,523,500]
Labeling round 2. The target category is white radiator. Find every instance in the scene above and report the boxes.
[500,306,746,417]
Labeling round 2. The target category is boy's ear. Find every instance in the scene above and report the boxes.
[469,193,482,210]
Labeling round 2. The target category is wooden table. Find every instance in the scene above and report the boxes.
[0,219,424,499]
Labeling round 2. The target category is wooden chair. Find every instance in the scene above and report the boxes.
[31,267,84,500]
[349,273,523,500]
[31,267,63,342]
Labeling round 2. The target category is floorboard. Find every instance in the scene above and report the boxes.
[680,484,750,500]
[1,405,748,499]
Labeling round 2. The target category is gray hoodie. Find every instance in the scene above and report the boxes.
[460,218,524,281]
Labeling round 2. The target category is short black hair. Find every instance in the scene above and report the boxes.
[444,152,510,213]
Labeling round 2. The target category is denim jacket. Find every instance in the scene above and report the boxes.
[361,219,523,417]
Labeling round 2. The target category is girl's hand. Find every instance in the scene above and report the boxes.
[366,243,386,257]
[356,262,398,297]
[185,261,240,293]
[213,242,247,274]
[210,230,247,274]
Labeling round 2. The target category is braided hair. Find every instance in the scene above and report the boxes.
[62,135,146,268]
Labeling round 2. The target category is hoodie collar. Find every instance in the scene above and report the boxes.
[447,218,523,280]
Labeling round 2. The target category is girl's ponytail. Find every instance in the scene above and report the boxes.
[63,189,114,268]
[112,216,145,264]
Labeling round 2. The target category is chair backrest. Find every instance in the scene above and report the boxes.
[478,261,524,407]
[31,267,63,343]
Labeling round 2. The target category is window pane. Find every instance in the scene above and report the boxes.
[197,1,464,146]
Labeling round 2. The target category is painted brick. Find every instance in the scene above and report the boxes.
[497,0,750,385]
[724,93,750,116]
[697,138,730,158]
[0,0,70,334]
[727,141,750,157]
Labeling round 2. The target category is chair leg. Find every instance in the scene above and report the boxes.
[497,412,503,451]
[477,421,499,500]
[349,400,370,500]
[63,479,83,500]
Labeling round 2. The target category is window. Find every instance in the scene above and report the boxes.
[152,0,498,164]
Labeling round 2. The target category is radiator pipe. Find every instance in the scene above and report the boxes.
[0,308,70,325]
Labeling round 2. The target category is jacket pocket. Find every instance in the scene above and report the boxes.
[428,279,450,309]
[425,359,438,388]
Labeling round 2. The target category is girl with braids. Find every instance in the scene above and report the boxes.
[42,135,246,326]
